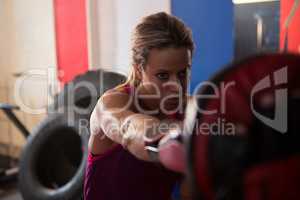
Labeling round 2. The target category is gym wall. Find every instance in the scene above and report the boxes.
[280,0,300,53]
[0,0,56,157]
[87,0,171,73]
[171,0,234,92]
[54,0,89,84]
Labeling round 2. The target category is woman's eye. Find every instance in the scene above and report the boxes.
[156,73,169,80]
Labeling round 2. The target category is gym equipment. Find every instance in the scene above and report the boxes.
[0,103,29,183]
[50,69,126,115]
[19,111,89,200]
[184,53,300,200]
[18,69,126,200]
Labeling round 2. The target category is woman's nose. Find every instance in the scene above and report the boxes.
[165,76,182,92]
[165,82,180,93]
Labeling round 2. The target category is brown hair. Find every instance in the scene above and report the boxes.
[126,12,195,87]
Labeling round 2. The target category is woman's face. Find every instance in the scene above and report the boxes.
[137,47,192,115]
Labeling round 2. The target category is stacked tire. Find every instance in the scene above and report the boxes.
[18,69,126,200]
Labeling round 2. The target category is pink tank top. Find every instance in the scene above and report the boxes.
[84,84,183,200]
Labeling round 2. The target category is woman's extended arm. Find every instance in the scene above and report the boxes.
[90,89,175,161]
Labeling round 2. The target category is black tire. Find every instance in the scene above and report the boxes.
[18,111,90,200]
[49,69,126,115]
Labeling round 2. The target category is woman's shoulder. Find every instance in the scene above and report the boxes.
[99,83,133,107]
[111,82,133,95]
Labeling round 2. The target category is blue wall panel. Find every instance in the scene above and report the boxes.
[171,0,234,92]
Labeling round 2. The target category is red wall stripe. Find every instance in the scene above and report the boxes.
[54,0,89,85]
[280,0,300,53]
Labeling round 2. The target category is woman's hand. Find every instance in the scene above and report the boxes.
[143,118,186,173]
[158,129,186,173]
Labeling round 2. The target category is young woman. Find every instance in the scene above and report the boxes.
[84,12,194,200]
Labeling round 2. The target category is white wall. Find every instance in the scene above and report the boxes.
[88,0,171,74]
[0,0,15,80]
[12,0,57,73]
[11,0,57,111]
[0,0,16,157]
[0,0,57,157]
[88,0,117,70]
